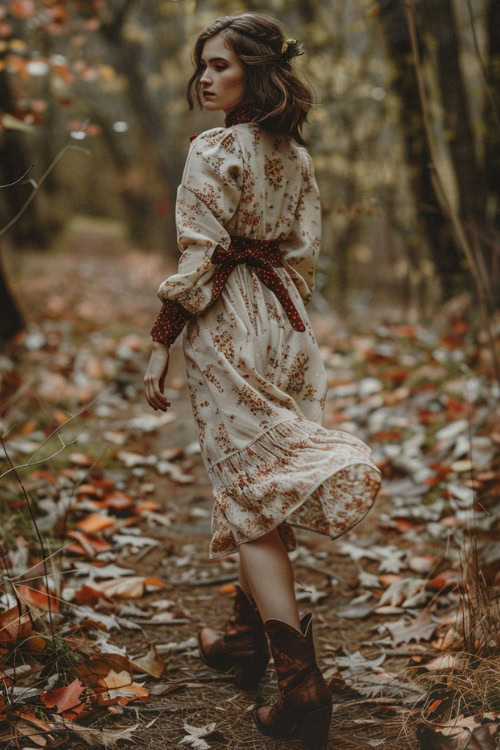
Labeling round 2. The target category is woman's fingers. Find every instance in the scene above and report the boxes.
[144,345,170,411]
[144,378,170,411]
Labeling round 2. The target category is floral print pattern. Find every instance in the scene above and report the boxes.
[156,116,382,559]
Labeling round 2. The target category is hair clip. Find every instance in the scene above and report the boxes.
[281,38,296,55]
[280,38,304,60]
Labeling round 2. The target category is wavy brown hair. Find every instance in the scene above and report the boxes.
[185,12,314,146]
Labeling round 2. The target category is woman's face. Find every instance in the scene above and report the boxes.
[199,34,246,115]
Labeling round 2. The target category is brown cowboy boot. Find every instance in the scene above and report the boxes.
[197,584,270,690]
[253,612,333,749]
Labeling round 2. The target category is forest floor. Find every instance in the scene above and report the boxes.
[0,217,498,750]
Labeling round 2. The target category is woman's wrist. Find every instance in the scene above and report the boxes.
[152,340,170,350]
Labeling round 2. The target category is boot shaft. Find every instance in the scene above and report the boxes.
[264,612,319,693]
[224,584,263,639]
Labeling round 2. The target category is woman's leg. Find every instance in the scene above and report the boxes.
[238,558,253,596]
[238,527,301,631]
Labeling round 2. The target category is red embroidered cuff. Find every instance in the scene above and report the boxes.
[150,299,192,346]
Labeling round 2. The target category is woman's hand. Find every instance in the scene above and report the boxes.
[144,342,171,411]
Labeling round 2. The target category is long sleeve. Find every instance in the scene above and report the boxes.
[156,127,244,317]
[279,149,321,306]
[150,298,192,346]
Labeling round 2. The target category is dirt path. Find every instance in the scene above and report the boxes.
[4,218,496,749]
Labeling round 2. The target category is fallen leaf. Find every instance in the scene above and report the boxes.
[378,578,427,608]
[41,678,85,713]
[16,584,60,612]
[384,610,440,645]
[180,721,218,749]
[75,513,115,533]
[0,605,33,644]
[337,592,375,619]
[49,715,139,747]
[130,646,166,678]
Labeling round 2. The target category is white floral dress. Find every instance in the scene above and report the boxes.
[152,106,382,559]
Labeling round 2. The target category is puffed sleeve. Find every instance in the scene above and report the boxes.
[156,126,243,314]
[279,148,321,306]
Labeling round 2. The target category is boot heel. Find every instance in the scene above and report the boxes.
[296,703,332,749]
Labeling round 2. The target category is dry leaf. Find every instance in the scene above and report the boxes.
[49,716,139,747]
[385,610,439,645]
[41,678,85,713]
[75,513,115,533]
[130,646,166,678]
[16,584,60,612]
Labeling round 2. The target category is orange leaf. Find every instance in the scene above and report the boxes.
[426,699,443,715]
[144,577,166,591]
[75,513,114,533]
[75,584,103,606]
[66,530,97,557]
[20,419,37,434]
[17,584,60,612]
[0,605,33,644]
[219,583,237,595]
[135,500,160,513]
[102,492,134,511]
[53,409,70,425]
[427,570,460,591]
[65,541,89,555]
[99,670,149,705]
[42,678,85,714]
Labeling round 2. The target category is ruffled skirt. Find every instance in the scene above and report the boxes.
[207,416,382,559]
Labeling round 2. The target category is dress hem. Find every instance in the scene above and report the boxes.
[208,459,381,560]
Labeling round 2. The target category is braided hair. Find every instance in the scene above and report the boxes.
[186,12,314,145]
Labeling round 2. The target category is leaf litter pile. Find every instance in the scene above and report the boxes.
[0,235,499,749]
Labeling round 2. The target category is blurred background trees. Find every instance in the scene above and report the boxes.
[0,0,498,343]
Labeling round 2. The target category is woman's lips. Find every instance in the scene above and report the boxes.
[203,92,215,97]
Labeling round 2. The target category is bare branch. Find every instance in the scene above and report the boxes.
[0,143,90,238]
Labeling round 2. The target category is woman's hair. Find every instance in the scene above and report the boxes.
[185,12,314,146]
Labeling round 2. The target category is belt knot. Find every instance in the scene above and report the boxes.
[210,235,305,332]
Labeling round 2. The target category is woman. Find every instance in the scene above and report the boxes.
[144,12,382,749]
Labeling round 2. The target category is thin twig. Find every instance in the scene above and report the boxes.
[0,438,57,657]
[0,385,110,478]
[0,143,90,237]
[0,164,35,190]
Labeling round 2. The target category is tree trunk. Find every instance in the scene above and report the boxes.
[484,0,500,295]
[376,0,467,300]
[0,249,24,344]
[98,3,182,253]
[0,72,48,249]
[422,0,487,227]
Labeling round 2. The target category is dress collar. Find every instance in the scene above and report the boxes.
[190,103,260,142]
[224,103,260,127]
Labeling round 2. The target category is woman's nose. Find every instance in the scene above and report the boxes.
[200,70,211,85]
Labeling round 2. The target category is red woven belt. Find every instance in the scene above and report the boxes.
[210,235,305,332]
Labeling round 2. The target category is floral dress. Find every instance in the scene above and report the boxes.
[151,104,382,560]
